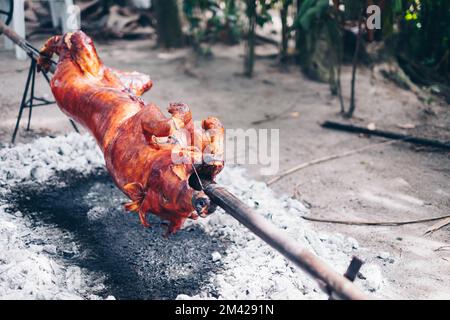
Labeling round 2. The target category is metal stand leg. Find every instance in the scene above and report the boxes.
[26,60,36,131]
[11,59,34,143]
[70,119,80,133]
[11,59,81,143]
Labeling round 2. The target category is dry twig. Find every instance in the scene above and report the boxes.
[301,214,450,227]
[424,217,450,235]
[267,139,396,186]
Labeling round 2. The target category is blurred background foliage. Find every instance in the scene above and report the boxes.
[396,0,450,84]
[155,0,449,115]
[182,0,242,54]
[35,0,447,113]
[165,0,449,85]
[67,1,449,83]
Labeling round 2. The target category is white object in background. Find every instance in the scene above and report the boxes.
[130,0,151,9]
[2,0,26,60]
[1,0,13,50]
[49,0,80,33]
[2,0,80,60]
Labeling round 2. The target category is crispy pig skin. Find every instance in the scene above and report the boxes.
[38,31,224,234]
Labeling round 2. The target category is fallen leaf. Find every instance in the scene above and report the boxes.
[397,123,416,129]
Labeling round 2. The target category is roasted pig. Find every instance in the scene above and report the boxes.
[38,31,224,234]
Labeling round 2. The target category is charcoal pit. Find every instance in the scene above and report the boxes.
[9,169,227,299]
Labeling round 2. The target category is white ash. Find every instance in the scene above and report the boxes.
[0,202,108,299]
[0,134,106,299]
[0,134,104,186]
[86,206,109,221]
[358,264,383,292]
[211,251,222,262]
[378,251,391,260]
[0,133,385,299]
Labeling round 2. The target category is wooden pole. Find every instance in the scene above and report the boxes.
[0,20,369,300]
[204,182,368,300]
[0,20,56,73]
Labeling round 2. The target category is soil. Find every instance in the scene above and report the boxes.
[0,35,449,299]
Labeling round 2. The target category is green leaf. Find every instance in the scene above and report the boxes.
[296,0,330,30]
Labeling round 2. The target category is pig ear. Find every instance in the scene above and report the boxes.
[123,182,145,200]
[69,31,102,76]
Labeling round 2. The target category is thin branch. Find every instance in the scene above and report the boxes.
[251,105,296,125]
[267,139,396,186]
[434,246,450,252]
[302,214,450,227]
[424,217,450,235]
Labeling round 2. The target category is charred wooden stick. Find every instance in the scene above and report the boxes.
[322,120,450,150]
[1,20,369,300]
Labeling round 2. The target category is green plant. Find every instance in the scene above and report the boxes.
[398,0,450,81]
[243,0,278,77]
[293,0,343,97]
[183,0,243,53]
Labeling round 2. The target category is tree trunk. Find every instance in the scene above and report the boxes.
[280,1,290,62]
[332,0,340,9]
[295,0,302,63]
[345,9,364,118]
[366,0,374,41]
[153,0,184,48]
[244,0,257,77]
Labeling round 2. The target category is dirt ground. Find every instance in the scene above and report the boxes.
[0,35,449,299]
